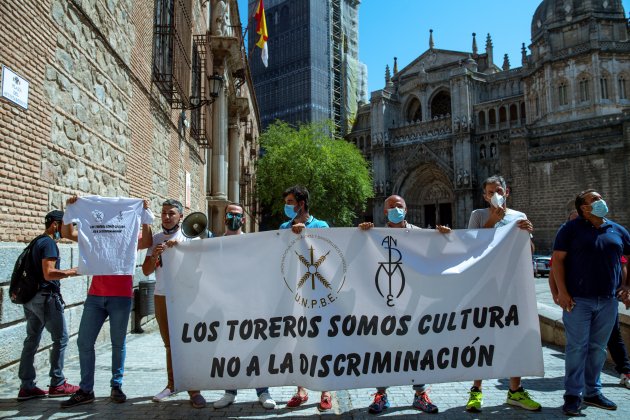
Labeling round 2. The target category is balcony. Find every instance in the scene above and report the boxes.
[389,115,453,146]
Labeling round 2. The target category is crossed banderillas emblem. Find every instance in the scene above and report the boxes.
[295,246,332,290]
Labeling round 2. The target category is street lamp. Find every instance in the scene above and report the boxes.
[185,73,223,110]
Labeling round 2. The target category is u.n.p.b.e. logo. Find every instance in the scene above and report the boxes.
[280,234,347,309]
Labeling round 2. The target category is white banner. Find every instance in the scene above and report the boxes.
[162,223,543,391]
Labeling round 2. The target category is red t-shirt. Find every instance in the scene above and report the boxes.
[89,275,133,298]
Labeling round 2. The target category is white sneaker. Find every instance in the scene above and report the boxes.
[152,388,173,402]
[620,373,630,389]
[213,392,236,408]
[258,392,276,409]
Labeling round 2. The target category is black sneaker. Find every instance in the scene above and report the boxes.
[110,386,127,403]
[562,395,581,416]
[60,389,95,408]
[583,393,616,410]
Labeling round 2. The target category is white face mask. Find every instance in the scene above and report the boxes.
[490,192,504,208]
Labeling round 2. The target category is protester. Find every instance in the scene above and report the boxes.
[60,196,153,408]
[608,255,630,389]
[17,210,80,401]
[465,175,541,412]
[553,189,630,415]
[549,210,630,390]
[142,199,206,409]
[213,203,276,410]
[280,186,331,411]
[359,194,450,414]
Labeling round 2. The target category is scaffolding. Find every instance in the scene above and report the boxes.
[330,0,343,135]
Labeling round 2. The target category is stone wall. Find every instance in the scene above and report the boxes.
[0,0,210,377]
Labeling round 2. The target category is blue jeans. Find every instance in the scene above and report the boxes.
[225,387,269,396]
[18,291,68,389]
[607,313,630,375]
[77,295,132,392]
[563,296,617,397]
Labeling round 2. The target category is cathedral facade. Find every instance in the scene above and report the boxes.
[347,0,630,252]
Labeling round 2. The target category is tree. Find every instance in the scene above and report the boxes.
[256,121,373,227]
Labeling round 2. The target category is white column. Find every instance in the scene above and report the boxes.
[211,87,227,198]
[205,146,212,195]
[227,122,240,203]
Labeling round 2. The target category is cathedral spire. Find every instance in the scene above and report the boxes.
[429,29,434,50]
[472,32,478,56]
[521,42,528,66]
[385,64,391,85]
[485,33,494,68]
[502,53,510,71]
[393,57,398,74]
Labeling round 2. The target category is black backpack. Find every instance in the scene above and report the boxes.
[9,234,47,304]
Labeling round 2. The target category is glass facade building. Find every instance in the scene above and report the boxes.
[248,0,367,133]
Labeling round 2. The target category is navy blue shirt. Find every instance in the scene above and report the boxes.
[31,235,61,291]
[553,216,630,298]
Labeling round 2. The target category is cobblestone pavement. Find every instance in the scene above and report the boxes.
[1,278,628,419]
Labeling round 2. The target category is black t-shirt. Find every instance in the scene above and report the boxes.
[31,235,61,291]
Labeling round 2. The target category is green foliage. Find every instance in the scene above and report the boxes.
[256,121,373,227]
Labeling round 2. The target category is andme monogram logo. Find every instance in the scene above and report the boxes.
[280,234,347,310]
[375,235,406,307]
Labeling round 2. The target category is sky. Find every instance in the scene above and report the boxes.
[238,0,630,95]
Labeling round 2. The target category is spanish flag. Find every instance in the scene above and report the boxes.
[254,0,268,67]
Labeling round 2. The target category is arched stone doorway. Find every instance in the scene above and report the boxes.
[397,164,454,228]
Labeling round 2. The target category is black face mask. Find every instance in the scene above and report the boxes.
[162,224,180,234]
[225,213,243,231]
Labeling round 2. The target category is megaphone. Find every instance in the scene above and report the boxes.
[181,212,213,239]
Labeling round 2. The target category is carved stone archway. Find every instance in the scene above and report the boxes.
[396,164,454,228]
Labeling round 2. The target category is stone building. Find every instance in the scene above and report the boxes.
[248,0,368,134]
[348,0,630,252]
[0,0,259,377]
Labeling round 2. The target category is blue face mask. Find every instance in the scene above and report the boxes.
[284,204,297,219]
[53,223,61,241]
[387,207,405,224]
[590,199,608,218]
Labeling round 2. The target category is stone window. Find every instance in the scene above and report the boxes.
[558,82,568,106]
[489,108,496,125]
[152,0,193,107]
[478,110,486,127]
[600,77,609,100]
[578,78,590,103]
[189,40,204,143]
[430,91,451,118]
[509,104,518,121]
[535,96,540,116]
[619,76,627,100]
[406,97,422,122]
